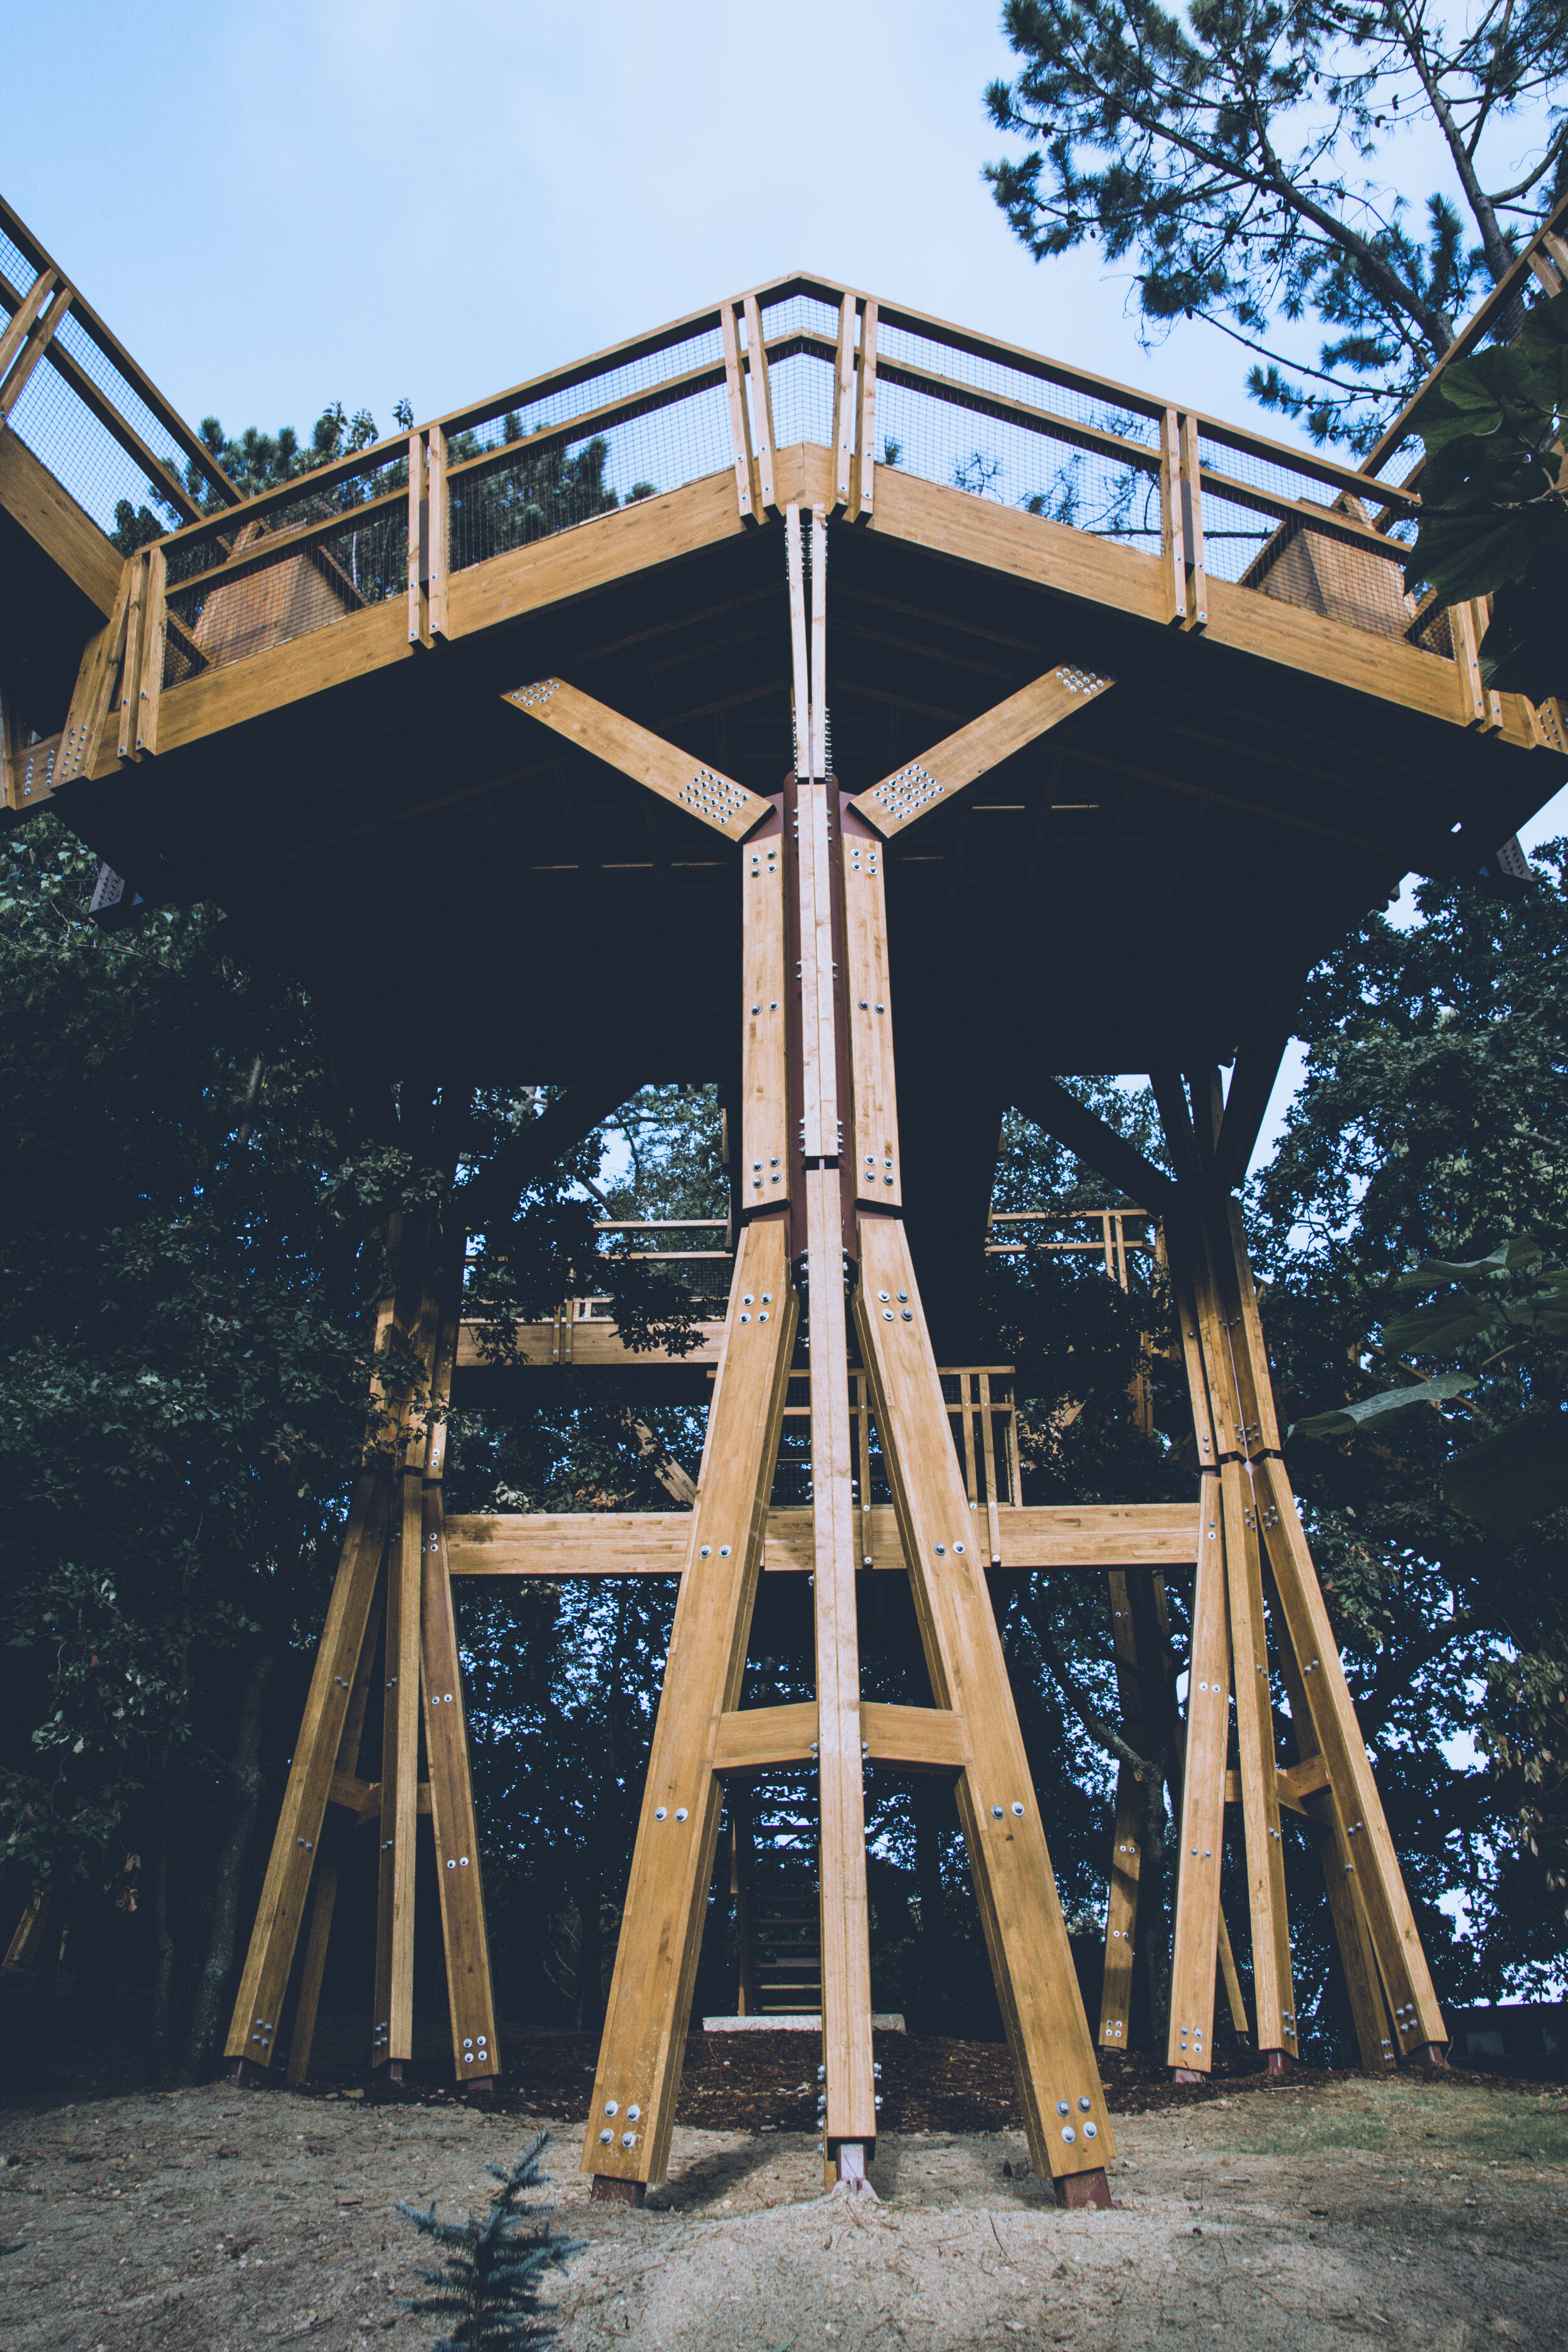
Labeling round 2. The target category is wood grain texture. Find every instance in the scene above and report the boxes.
[849,664,1116,840]
[1164,1472,1229,2075]
[501,677,770,842]
[856,1214,1115,2183]
[583,1216,797,2190]
[739,807,790,1214]
[843,817,901,1206]
[372,1470,425,2068]
[420,1484,499,2083]
[807,1167,876,2148]
[445,1500,1201,1577]
[0,427,122,617]
[224,1466,392,2065]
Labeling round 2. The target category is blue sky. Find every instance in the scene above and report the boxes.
[11,0,1565,1173]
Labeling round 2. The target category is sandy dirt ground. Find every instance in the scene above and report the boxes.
[3,2054,1565,2351]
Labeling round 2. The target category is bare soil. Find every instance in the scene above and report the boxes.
[3,2031,1565,2351]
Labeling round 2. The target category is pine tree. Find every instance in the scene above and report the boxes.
[395,2132,585,2349]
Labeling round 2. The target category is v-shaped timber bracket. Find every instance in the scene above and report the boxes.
[847,661,1116,840]
[580,501,1117,2214]
[501,678,772,842]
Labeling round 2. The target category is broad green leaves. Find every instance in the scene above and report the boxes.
[1405,290,1568,704]
[1293,1232,1568,1537]
[1290,1369,1476,1440]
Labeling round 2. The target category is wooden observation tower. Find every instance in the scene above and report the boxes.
[6,191,1568,2212]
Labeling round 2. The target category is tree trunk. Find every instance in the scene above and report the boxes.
[180,1557,298,2080]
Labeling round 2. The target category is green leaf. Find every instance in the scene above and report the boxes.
[1443,1412,1568,1537]
[1382,1296,1502,1354]
[1288,1371,1476,1441]
[1481,559,1568,704]
[1391,1239,1542,1291]
[1407,502,1545,600]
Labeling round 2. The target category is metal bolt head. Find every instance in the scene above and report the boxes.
[655,1806,667,1821]
[993,1806,1005,1819]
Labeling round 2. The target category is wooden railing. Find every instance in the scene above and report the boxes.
[19,204,1568,794]
[0,194,238,539]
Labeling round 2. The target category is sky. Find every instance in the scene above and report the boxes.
[10,0,1566,1173]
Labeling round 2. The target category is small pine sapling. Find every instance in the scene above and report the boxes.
[395,2129,585,2348]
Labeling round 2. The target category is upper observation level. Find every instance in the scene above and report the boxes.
[3,194,1564,1100]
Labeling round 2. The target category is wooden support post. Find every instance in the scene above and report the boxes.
[1217,1204,1446,2057]
[741,294,778,516]
[285,1591,383,2088]
[1165,1466,1229,2075]
[851,301,877,522]
[1221,1454,1296,2058]
[420,1482,499,2085]
[427,423,448,641]
[856,1219,1116,2195]
[1097,1570,1142,2052]
[1179,412,1207,630]
[830,294,857,514]
[225,1466,393,2070]
[0,268,62,394]
[134,544,166,756]
[372,1468,424,2074]
[582,1217,798,2194]
[721,302,758,524]
[0,279,70,421]
[58,563,134,784]
[408,428,430,648]
[117,550,147,763]
[808,1167,877,2156]
[1160,406,1185,625]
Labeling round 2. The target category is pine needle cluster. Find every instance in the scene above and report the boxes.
[395,2129,585,2349]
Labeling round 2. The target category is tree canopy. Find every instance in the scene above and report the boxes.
[984,0,1568,449]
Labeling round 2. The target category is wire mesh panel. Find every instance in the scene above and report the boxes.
[873,361,1161,558]
[448,389,733,575]
[0,223,216,544]
[164,503,410,686]
[1236,499,1419,639]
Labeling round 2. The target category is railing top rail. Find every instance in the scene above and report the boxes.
[0,193,241,511]
[1362,188,1568,480]
[149,262,1436,558]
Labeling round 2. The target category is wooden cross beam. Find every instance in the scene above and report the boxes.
[501,678,772,842]
[847,664,1116,840]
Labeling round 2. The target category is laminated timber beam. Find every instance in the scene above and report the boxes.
[444,1501,1202,1577]
[500,678,771,842]
[848,662,1117,839]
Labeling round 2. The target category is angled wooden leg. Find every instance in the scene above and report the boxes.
[226,1465,393,2070]
[1098,1571,1142,2053]
[1224,1459,1297,2061]
[1217,1908,1251,2042]
[1258,1459,1444,2055]
[1166,1471,1229,2075]
[1218,1202,1446,2060]
[807,1168,877,2161]
[372,1469,424,2076]
[420,1482,499,2087]
[856,1216,1115,2195]
[583,1215,797,2194]
[285,1589,384,2088]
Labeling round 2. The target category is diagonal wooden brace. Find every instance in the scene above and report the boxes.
[583,1216,797,2193]
[847,664,1115,841]
[856,1216,1116,2190]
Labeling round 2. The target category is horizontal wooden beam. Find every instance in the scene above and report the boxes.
[848,663,1116,840]
[1224,1756,1331,1821]
[445,1502,1200,1577]
[501,678,772,843]
[711,1700,973,1774]
[329,1772,432,1821]
[1009,1072,1175,1214]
